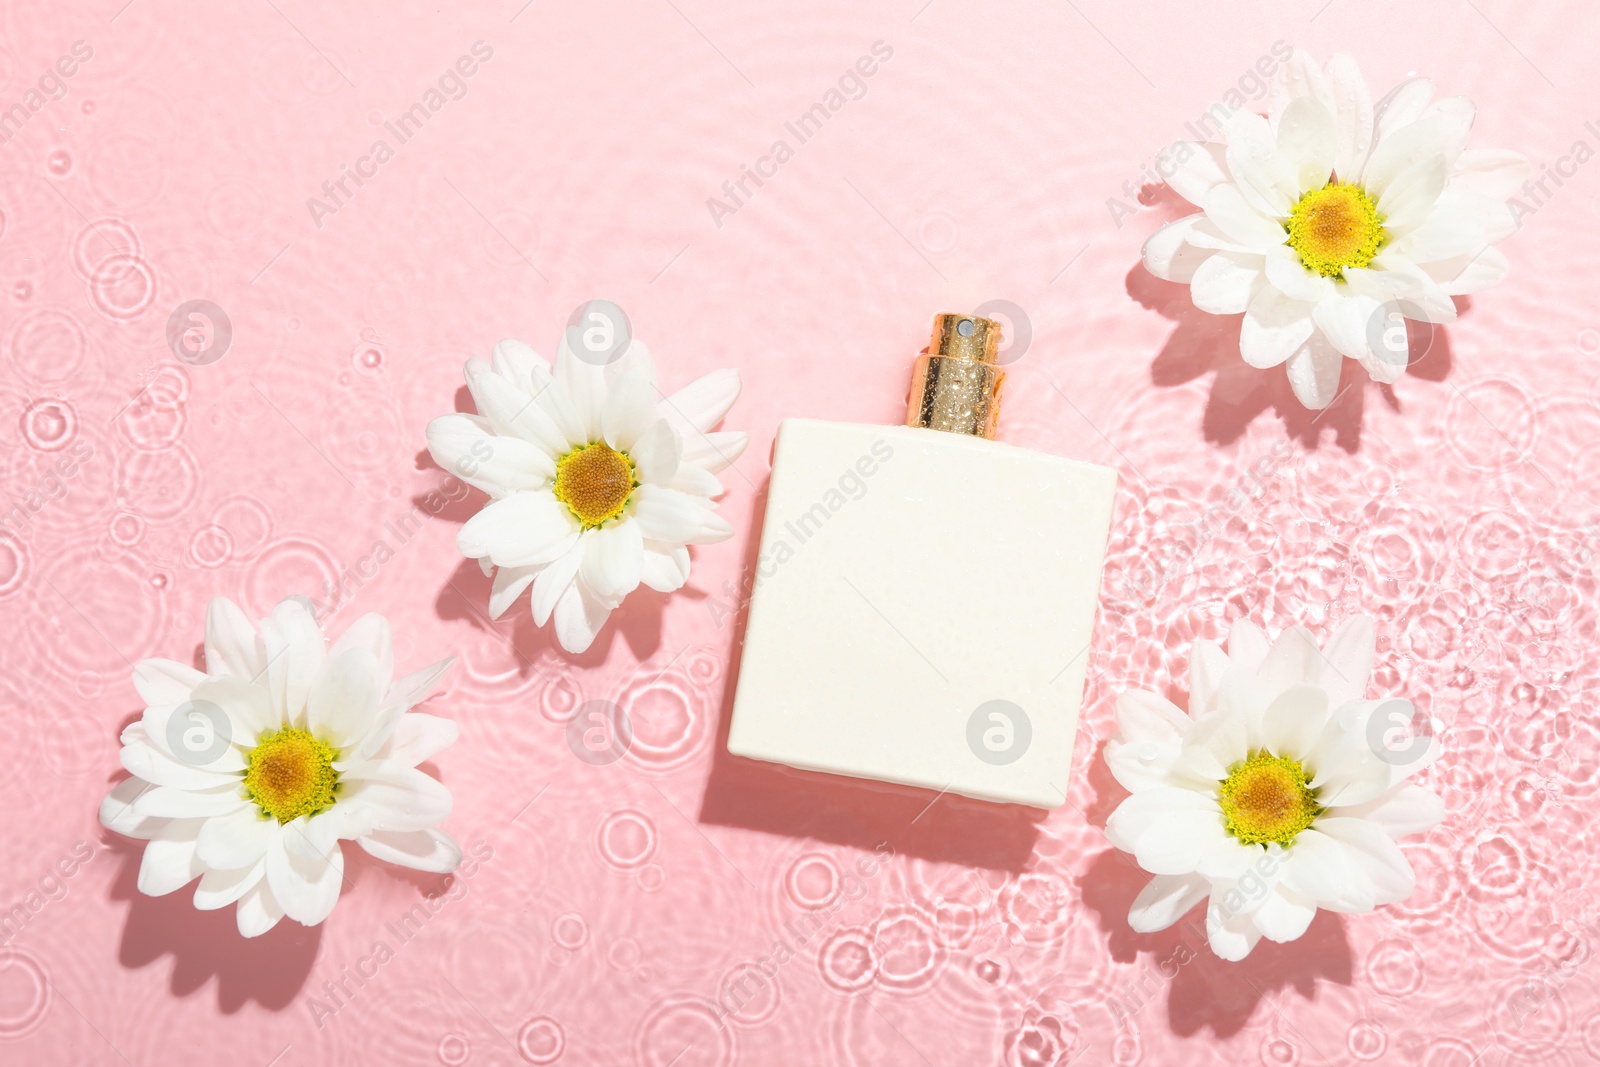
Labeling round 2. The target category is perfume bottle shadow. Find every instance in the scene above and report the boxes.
[696,476,1047,873]
[1127,259,1457,454]
[1077,739,1354,1038]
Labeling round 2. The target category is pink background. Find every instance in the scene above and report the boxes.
[2,0,1597,1063]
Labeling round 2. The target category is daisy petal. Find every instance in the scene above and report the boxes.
[555,335,607,442]
[457,492,580,568]
[1276,96,1337,192]
[260,596,325,726]
[138,831,205,896]
[488,564,539,619]
[1128,874,1210,933]
[266,833,344,926]
[640,540,691,594]
[132,659,204,706]
[1203,184,1288,250]
[662,369,742,436]
[1165,142,1230,208]
[194,863,263,911]
[1333,783,1444,837]
[427,413,555,495]
[489,338,549,396]
[1258,685,1331,761]
[1285,332,1343,410]
[1311,290,1380,361]
[196,805,276,870]
[630,418,682,486]
[552,582,613,654]
[531,543,583,627]
[357,828,462,873]
[579,521,644,604]
[681,430,748,474]
[339,764,454,831]
[1242,284,1315,369]
[235,879,286,937]
[1253,885,1318,943]
[1190,251,1263,316]
[1206,897,1264,961]
[1369,77,1434,151]
[205,598,262,680]
[1324,53,1374,180]
[307,647,381,749]
[329,614,394,697]
[1315,816,1414,905]
[378,712,460,767]
[634,485,731,545]
[466,366,570,455]
[601,364,660,451]
[1280,828,1374,912]
[1142,214,1214,284]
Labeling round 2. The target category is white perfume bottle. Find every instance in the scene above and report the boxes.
[726,313,1118,809]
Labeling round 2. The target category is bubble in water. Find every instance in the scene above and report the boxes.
[47,150,71,175]
[82,100,95,114]
[0,951,50,1037]
[20,397,76,451]
[597,809,657,870]
[517,1017,565,1064]
[436,1033,469,1065]
[551,912,588,950]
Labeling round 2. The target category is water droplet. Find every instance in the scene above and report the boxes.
[81,100,95,115]
[47,150,71,175]
[516,1017,565,1064]
[20,398,77,451]
[12,281,31,301]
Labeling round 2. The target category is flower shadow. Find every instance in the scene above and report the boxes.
[695,476,1046,873]
[1128,260,1457,454]
[105,823,321,1013]
[1077,737,1354,1038]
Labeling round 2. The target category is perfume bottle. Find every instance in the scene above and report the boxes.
[726,313,1118,809]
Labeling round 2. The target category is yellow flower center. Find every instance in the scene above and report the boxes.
[1217,750,1321,847]
[553,441,636,527]
[244,727,340,823]
[1285,182,1386,277]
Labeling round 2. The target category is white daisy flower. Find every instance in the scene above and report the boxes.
[1103,616,1444,961]
[1143,49,1528,408]
[100,597,461,937]
[427,334,746,654]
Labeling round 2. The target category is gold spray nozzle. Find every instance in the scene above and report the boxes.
[905,313,1005,439]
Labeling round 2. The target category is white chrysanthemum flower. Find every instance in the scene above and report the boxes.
[427,334,746,654]
[1104,616,1444,961]
[101,597,461,937]
[1143,49,1528,408]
